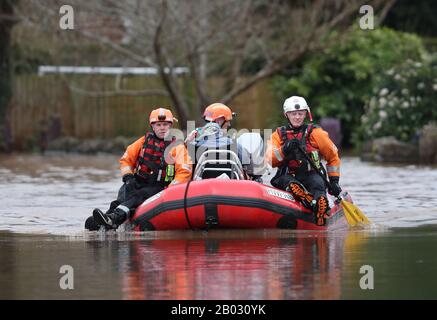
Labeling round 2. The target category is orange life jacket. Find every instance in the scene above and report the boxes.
[135,132,176,185]
[277,124,321,175]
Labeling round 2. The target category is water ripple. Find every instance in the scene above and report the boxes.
[1,154,437,234]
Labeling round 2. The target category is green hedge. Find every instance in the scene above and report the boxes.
[353,54,437,145]
[271,27,426,146]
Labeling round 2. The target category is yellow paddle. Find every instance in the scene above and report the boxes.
[295,145,371,227]
[337,196,370,227]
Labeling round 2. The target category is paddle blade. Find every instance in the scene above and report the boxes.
[341,199,370,227]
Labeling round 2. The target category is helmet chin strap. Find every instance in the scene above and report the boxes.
[217,118,229,129]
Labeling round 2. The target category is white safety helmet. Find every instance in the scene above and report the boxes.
[283,96,313,121]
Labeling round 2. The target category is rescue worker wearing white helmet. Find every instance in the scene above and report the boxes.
[85,108,192,230]
[265,96,342,226]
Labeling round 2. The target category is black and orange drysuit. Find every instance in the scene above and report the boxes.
[105,132,192,224]
[266,123,340,203]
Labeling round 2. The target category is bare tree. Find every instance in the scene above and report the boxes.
[13,0,397,129]
[0,0,19,151]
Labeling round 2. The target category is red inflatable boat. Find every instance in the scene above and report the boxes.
[128,179,351,231]
[127,133,351,231]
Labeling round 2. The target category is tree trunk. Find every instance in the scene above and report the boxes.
[153,0,191,130]
[0,0,16,152]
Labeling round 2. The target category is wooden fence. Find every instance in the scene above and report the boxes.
[9,74,276,149]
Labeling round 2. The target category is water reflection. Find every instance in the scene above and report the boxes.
[4,229,362,299]
[4,227,437,299]
[110,230,363,300]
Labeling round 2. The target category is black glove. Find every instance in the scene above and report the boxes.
[281,139,300,158]
[328,176,342,197]
[122,173,135,183]
[122,174,136,193]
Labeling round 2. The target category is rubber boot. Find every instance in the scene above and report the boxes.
[84,216,100,231]
[111,208,128,226]
[93,208,116,229]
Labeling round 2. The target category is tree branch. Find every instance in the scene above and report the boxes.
[221,0,377,104]
[78,29,156,67]
[377,0,398,25]
[153,0,191,127]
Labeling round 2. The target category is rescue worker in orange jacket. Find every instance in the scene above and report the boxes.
[266,96,342,226]
[86,108,192,230]
[185,103,242,178]
[185,103,235,144]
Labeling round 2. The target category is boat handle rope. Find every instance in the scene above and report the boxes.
[183,179,195,230]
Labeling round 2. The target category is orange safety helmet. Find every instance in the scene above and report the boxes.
[149,108,178,124]
[203,103,235,122]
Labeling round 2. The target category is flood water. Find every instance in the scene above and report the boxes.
[1,153,437,299]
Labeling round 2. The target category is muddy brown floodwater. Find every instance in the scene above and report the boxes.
[1,153,437,299]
